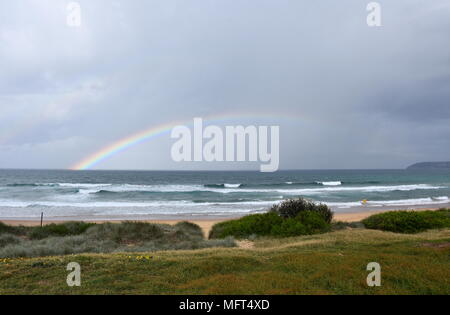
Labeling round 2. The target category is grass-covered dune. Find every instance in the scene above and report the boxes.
[0,228,449,294]
[1,206,449,294]
[0,221,235,258]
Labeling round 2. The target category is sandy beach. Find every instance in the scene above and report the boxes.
[0,208,442,236]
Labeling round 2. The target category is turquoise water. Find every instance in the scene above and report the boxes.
[0,169,449,219]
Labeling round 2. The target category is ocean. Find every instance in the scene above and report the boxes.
[0,169,449,220]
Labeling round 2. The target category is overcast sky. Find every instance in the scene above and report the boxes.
[0,0,449,170]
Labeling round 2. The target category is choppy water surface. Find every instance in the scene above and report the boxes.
[0,169,449,220]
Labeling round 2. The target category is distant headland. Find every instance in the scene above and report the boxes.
[407,161,450,170]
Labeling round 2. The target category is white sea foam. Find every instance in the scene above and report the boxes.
[0,199,277,209]
[317,181,342,186]
[224,183,241,188]
[22,182,444,195]
[366,196,449,206]
[99,183,444,195]
[78,189,100,195]
[327,196,450,208]
[1,195,448,210]
[48,183,205,193]
[56,183,113,188]
[209,184,443,194]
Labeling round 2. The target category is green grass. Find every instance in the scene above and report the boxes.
[0,228,448,294]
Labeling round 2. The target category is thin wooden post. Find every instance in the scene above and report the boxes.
[40,212,44,227]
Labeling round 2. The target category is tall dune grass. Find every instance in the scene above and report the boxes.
[0,221,235,258]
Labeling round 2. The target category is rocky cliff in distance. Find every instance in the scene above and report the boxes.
[407,161,450,170]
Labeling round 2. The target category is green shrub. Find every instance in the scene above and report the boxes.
[174,221,204,238]
[210,210,331,239]
[0,222,14,234]
[0,222,27,236]
[271,211,330,237]
[28,222,95,240]
[0,235,118,258]
[296,211,331,233]
[85,222,165,243]
[209,212,283,239]
[209,198,335,239]
[362,210,450,234]
[270,198,333,223]
[0,234,22,247]
[270,218,308,237]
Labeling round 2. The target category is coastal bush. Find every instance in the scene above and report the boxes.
[175,221,204,238]
[210,198,334,239]
[269,218,308,237]
[209,212,283,239]
[209,210,330,239]
[0,221,236,258]
[269,198,333,223]
[29,222,95,240]
[85,222,166,243]
[0,222,27,236]
[0,234,22,247]
[362,209,450,234]
[271,211,331,237]
[0,235,118,258]
[298,211,331,232]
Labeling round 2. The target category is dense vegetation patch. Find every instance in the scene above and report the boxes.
[362,209,450,233]
[0,221,235,258]
[270,198,333,223]
[209,198,333,239]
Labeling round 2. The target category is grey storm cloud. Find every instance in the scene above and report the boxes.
[0,0,449,170]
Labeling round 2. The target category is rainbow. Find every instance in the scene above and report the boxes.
[70,111,300,170]
[70,119,184,170]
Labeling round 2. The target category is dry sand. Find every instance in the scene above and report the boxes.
[0,208,441,236]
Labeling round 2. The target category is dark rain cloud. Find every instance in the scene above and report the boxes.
[0,0,449,169]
